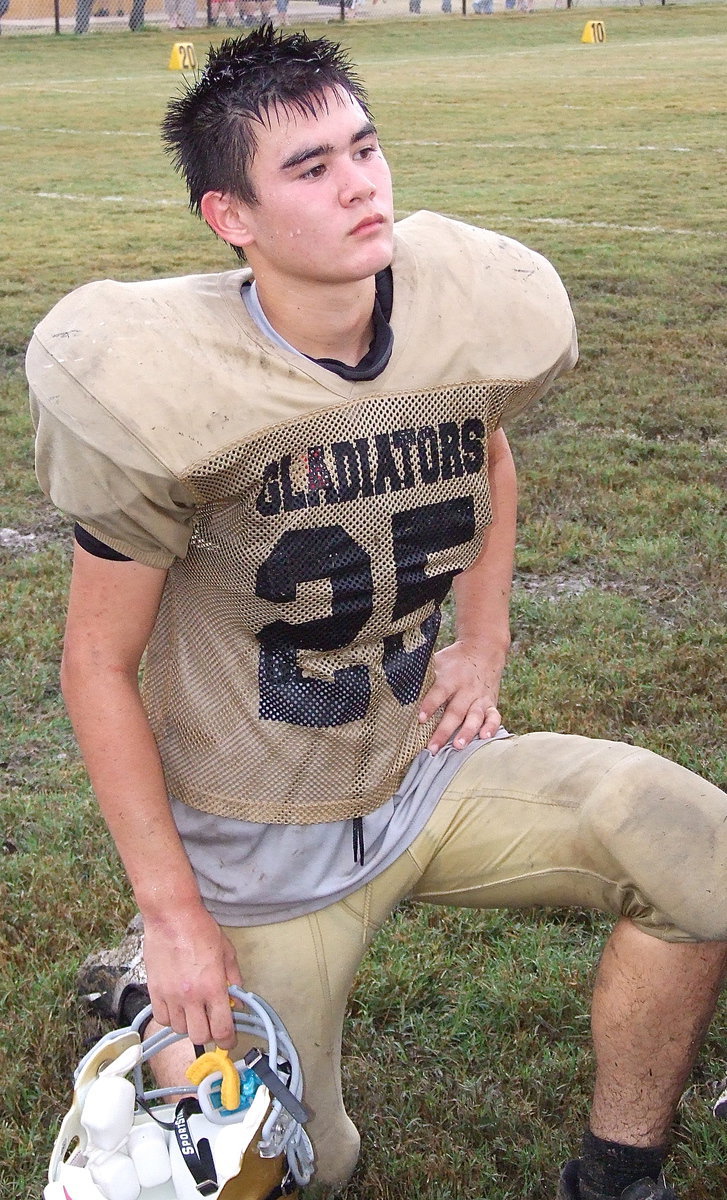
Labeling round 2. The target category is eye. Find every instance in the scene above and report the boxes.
[301,163,326,180]
[355,144,378,161]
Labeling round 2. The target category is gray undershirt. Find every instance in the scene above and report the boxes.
[172,733,510,926]
[241,280,299,354]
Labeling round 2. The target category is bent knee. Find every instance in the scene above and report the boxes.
[582,745,727,941]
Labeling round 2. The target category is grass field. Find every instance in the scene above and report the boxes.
[2,9,727,1199]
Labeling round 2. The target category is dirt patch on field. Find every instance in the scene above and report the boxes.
[514,571,595,601]
[2,510,72,555]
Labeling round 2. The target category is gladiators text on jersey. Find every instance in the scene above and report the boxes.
[254,416,487,516]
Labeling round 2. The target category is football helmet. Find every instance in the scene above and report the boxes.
[47,986,314,1200]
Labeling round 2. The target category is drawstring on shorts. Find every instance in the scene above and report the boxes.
[352,816,365,866]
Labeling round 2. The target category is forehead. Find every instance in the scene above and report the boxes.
[251,88,370,161]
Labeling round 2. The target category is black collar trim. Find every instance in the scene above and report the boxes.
[306,267,394,383]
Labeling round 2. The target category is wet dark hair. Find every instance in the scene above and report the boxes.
[161,24,372,218]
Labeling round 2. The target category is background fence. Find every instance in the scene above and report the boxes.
[1,0,716,35]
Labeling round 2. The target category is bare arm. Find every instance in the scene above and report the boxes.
[418,425,517,754]
[61,544,242,1046]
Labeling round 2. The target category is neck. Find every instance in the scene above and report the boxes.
[252,273,377,367]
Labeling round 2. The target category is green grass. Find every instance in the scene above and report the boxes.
[2,10,727,1199]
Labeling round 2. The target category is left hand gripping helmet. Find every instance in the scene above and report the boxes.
[46,986,315,1200]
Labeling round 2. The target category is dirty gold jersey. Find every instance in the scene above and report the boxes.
[28,211,578,824]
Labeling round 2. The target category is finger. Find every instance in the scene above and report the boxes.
[451,706,490,749]
[418,680,452,723]
[223,942,244,989]
[426,700,474,754]
[180,1002,215,1048]
[478,705,502,740]
[208,996,237,1049]
[150,997,171,1032]
[165,1001,191,1039]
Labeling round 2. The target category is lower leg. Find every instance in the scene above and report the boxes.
[590,918,727,1147]
[144,1018,197,1100]
[223,910,369,1188]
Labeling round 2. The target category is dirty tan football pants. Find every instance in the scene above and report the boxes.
[223,732,727,1188]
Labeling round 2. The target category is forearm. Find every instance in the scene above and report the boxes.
[452,425,517,662]
[61,657,204,923]
[420,427,518,751]
[63,657,243,1043]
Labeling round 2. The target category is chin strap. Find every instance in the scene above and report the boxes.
[263,1173,299,1200]
[243,1049,310,1125]
[173,1099,218,1197]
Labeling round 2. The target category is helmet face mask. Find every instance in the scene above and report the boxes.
[47,988,314,1200]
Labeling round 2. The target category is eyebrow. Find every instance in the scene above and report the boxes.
[280,121,378,172]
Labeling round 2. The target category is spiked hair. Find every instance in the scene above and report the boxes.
[161,25,372,216]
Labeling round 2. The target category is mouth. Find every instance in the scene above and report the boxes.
[350,214,386,236]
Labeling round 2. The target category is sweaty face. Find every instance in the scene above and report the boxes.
[238,89,395,287]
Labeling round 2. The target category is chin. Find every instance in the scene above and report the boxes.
[359,240,395,277]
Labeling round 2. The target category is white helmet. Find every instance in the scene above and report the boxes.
[47,986,314,1200]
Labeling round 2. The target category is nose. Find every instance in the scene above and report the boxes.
[338,160,376,205]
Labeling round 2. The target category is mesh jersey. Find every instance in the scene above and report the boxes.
[28,211,578,825]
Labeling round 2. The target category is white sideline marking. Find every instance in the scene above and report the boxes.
[36,191,183,206]
[362,35,727,68]
[28,192,725,239]
[48,127,156,138]
[1,74,162,89]
[0,125,155,138]
[457,213,724,239]
[390,139,724,155]
[1,130,717,156]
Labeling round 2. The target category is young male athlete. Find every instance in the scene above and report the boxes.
[27,27,727,1200]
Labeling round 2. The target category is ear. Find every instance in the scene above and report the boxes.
[200,191,256,251]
